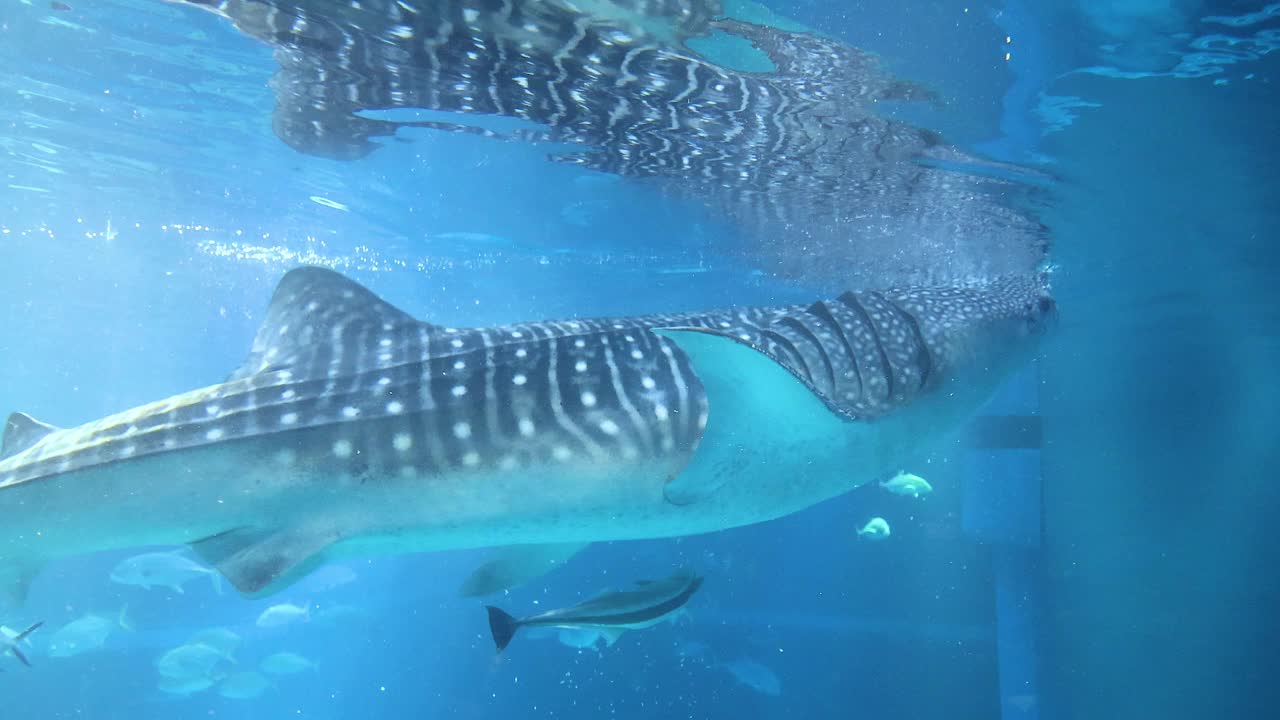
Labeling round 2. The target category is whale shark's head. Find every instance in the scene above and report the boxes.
[892,274,1055,414]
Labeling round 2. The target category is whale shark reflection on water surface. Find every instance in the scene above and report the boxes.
[176,0,1050,286]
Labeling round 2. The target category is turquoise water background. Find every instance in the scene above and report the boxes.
[1,1,1276,718]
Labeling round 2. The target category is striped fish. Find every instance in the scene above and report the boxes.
[0,267,1052,602]
[484,568,703,652]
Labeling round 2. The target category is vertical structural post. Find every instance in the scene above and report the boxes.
[962,361,1042,720]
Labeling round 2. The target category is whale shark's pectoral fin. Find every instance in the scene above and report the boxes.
[459,542,590,597]
[654,328,837,506]
[190,524,338,597]
[2,412,62,459]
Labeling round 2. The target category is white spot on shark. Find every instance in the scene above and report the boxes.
[281,412,299,425]
[387,401,404,414]
[206,428,225,441]
[342,406,360,419]
[654,405,669,421]
[393,434,412,452]
[581,391,597,407]
[453,422,472,439]
[641,376,656,390]
[462,452,480,466]
[518,418,535,437]
[333,440,353,458]
[599,419,620,435]
[513,374,527,386]
[574,360,588,373]
[552,446,572,461]
[281,390,297,400]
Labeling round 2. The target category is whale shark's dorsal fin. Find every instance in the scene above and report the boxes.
[229,267,431,382]
[2,412,61,459]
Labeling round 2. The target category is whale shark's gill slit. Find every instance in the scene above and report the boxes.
[836,292,895,407]
[758,329,811,384]
[776,316,836,394]
[880,294,933,392]
[804,301,864,405]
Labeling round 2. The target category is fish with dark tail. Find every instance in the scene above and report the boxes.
[486,569,703,652]
[0,267,1053,604]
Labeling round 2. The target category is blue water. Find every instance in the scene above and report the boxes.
[1,1,1276,719]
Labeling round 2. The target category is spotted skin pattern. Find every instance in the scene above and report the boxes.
[0,267,1052,599]
[0,269,1050,490]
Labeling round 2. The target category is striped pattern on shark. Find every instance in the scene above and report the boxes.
[0,267,1052,601]
[175,0,1048,285]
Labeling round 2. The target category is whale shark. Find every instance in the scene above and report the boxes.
[0,267,1052,603]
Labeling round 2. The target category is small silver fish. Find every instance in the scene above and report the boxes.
[255,602,310,628]
[156,642,231,681]
[186,627,240,661]
[111,550,222,594]
[857,517,891,540]
[880,471,932,498]
[47,608,129,657]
